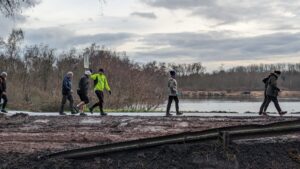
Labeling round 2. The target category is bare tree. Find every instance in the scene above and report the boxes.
[0,0,36,16]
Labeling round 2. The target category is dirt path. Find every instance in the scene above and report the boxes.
[0,114,299,169]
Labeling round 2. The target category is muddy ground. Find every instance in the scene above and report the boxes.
[0,113,300,169]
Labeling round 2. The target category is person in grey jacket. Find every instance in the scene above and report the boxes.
[263,70,287,116]
[166,70,182,116]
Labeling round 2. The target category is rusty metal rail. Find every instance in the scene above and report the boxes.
[45,119,300,159]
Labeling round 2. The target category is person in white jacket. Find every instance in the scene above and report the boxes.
[166,70,182,117]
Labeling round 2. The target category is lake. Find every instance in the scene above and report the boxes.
[157,98,300,113]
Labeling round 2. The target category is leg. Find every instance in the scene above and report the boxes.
[259,97,267,114]
[59,95,67,114]
[174,96,181,115]
[67,94,75,113]
[95,90,105,115]
[90,91,100,111]
[98,91,105,114]
[271,97,282,113]
[263,96,272,112]
[166,96,173,115]
[1,94,8,110]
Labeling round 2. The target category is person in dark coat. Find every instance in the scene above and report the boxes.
[166,70,182,117]
[75,70,92,116]
[0,72,8,113]
[262,70,287,116]
[59,71,77,115]
[258,73,272,115]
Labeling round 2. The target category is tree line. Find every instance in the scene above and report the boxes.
[0,30,167,111]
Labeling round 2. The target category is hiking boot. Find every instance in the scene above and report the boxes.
[80,113,87,116]
[71,111,78,115]
[279,111,287,116]
[176,112,183,116]
[1,109,7,113]
[100,112,107,116]
[59,112,67,116]
[89,107,93,114]
[166,113,173,117]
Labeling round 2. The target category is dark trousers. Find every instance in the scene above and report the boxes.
[259,92,267,113]
[91,90,104,113]
[60,93,74,113]
[166,96,179,114]
[1,94,8,110]
[263,96,282,113]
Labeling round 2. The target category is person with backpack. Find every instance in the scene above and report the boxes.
[75,70,92,116]
[59,71,78,115]
[89,68,111,116]
[166,70,182,117]
[0,72,8,113]
[261,70,287,116]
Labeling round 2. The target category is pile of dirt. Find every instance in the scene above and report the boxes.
[1,140,300,169]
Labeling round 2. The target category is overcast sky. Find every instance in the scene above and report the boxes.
[1,0,300,71]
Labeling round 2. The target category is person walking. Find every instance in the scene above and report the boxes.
[258,73,271,116]
[89,68,111,116]
[0,72,8,113]
[263,70,287,116]
[76,70,92,116]
[166,70,182,117]
[59,71,77,115]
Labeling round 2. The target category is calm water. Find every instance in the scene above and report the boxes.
[158,98,300,113]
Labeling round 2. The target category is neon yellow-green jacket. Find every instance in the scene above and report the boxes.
[90,73,111,91]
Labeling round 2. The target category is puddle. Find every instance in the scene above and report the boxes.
[81,119,103,124]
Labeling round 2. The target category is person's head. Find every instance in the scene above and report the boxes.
[67,71,73,78]
[170,70,176,78]
[274,70,281,77]
[99,68,104,74]
[1,72,7,79]
[85,70,92,76]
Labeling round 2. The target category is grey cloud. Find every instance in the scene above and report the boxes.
[133,32,300,62]
[24,27,136,49]
[142,0,214,9]
[130,12,157,19]
[142,0,300,23]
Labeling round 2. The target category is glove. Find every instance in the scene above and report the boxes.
[108,91,112,95]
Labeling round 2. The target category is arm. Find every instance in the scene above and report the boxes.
[90,74,97,80]
[63,78,72,91]
[104,76,111,91]
[269,76,280,91]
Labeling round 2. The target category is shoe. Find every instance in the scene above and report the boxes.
[261,112,269,116]
[71,111,78,115]
[166,113,173,117]
[279,111,287,116]
[89,107,93,114]
[258,112,262,115]
[176,112,183,116]
[80,113,87,116]
[100,112,107,116]
[1,109,7,113]
[59,112,67,116]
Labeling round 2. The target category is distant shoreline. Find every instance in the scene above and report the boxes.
[181,90,300,99]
